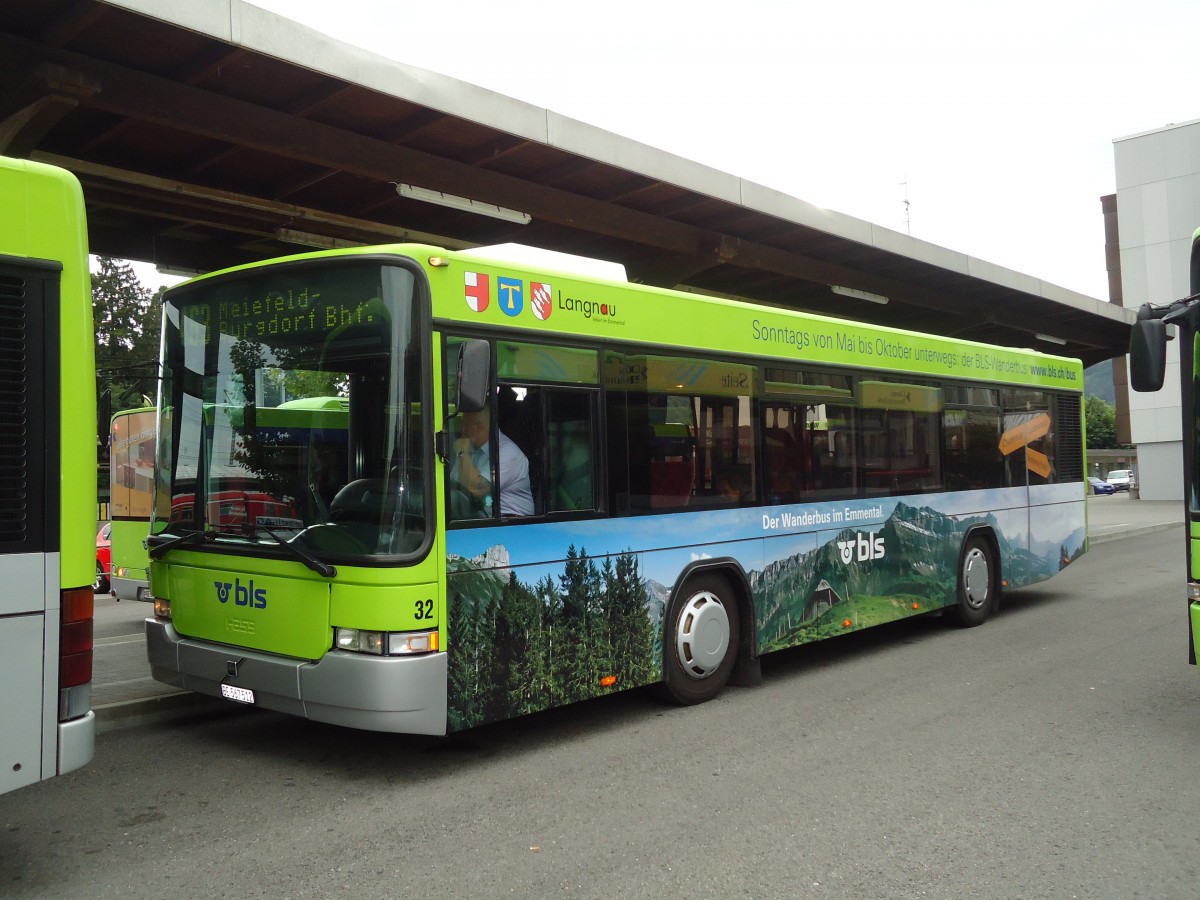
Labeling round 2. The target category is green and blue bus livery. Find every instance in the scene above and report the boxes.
[146,243,1085,734]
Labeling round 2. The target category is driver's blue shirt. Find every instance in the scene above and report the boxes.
[458,431,534,517]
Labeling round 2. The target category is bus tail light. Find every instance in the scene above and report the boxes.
[154,596,172,619]
[59,586,94,689]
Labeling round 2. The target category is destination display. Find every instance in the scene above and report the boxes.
[215,290,385,342]
[172,261,394,346]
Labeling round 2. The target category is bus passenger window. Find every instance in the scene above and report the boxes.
[448,404,498,520]
[494,385,539,517]
[646,394,697,509]
[763,368,856,502]
[450,396,536,519]
[1002,388,1056,486]
[943,392,1004,491]
[547,391,596,512]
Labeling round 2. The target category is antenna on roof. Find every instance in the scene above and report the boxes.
[901,177,911,235]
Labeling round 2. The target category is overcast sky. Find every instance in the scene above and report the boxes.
[138,0,1199,301]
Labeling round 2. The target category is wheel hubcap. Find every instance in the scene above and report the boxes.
[962,547,990,609]
[675,591,730,679]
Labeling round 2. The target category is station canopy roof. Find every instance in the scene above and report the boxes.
[2,1,1132,366]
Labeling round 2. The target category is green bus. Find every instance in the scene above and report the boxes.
[108,406,155,601]
[146,243,1086,734]
[1129,226,1200,669]
[0,156,96,792]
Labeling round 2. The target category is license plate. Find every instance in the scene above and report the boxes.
[136,586,151,602]
[220,683,255,704]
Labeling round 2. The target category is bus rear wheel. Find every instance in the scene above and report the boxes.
[950,535,997,627]
[662,574,740,705]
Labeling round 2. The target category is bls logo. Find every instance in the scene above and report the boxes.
[836,532,886,564]
[214,578,267,609]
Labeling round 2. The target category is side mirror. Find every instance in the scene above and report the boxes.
[1129,318,1167,392]
[456,339,491,413]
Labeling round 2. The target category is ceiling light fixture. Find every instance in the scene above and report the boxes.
[1034,333,1067,345]
[394,183,531,225]
[830,284,889,305]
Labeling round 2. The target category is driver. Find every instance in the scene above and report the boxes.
[453,405,535,517]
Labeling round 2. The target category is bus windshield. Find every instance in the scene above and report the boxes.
[152,259,428,560]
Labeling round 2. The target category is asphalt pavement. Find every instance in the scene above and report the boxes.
[89,492,1184,731]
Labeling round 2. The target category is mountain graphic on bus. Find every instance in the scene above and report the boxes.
[445,496,1084,730]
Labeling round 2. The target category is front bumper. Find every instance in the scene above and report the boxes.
[112,575,150,602]
[145,618,448,734]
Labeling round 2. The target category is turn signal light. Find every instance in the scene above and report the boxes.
[389,631,439,655]
[842,618,853,628]
[599,675,617,687]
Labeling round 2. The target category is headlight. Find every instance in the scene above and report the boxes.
[334,627,438,655]
[335,628,385,654]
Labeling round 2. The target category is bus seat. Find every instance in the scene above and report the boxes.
[649,459,694,508]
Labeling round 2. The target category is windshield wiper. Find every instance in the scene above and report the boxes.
[260,528,337,578]
[147,529,215,560]
[147,526,262,559]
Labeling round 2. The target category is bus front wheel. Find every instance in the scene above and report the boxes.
[661,574,740,705]
[951,535,998,628]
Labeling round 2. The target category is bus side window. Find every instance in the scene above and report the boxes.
[1002,388,1055,487]
[647,394,697,510]
[1004,388,1078,487]
[762,405,805,503]
[494,385,541,518]
[496,385,599,516]
[547,391,596,512]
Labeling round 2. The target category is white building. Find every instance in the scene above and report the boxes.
[1113,119,1200,501]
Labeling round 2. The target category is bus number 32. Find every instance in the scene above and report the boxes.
[414,598,434,620]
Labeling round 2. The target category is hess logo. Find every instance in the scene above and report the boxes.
[214,578,267,609]
[836,532,886,564]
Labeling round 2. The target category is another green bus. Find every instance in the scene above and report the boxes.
[0,156,96,792]
[1129,226,1200,669]
[108,406,155,601]
[146,243,1086,734]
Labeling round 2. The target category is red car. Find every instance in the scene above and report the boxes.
[95,522,111,593]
